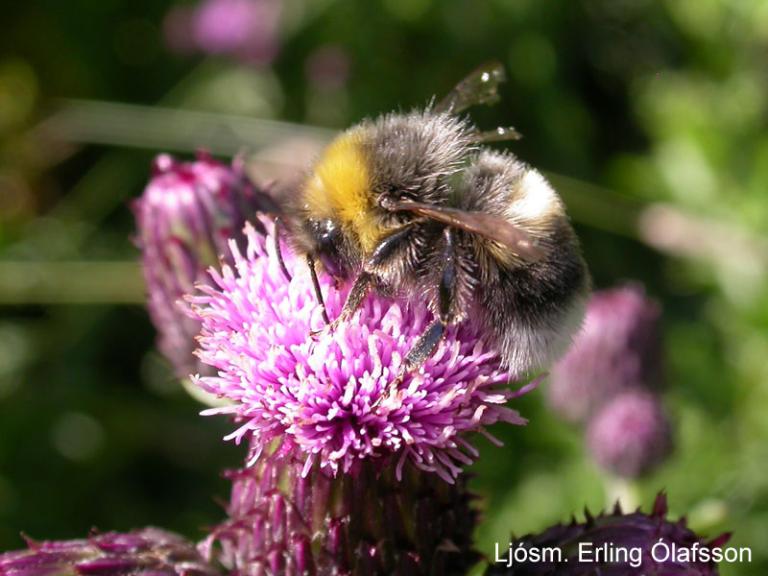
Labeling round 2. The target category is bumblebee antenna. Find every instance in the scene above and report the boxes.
[306,254,330,325]
[273,217,293,282]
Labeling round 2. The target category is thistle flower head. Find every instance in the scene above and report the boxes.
[487,493,730,575]
[0,528,218,576]
[190,217,532,483]
[134,151,271,378]
[587,390,673,478]
[548,283,664,423]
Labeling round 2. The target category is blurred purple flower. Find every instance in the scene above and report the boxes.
[189,217,534,483]
[200,445,480,575]
[305,45,351,91]
[487,493,730,575]
[547,283,664,423]
[0,528,218,576]
[163,6,197,55]
[587,389,672,478]
[133,151,273,379]
[163,0,281,65]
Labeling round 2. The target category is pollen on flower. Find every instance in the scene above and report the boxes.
[189,216,532,483]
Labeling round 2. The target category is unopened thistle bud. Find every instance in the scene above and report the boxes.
[133,152,273,379]
[487,493,730,575]
[547,284,664,423]
[586,390,672,478]
[0,528,218,576]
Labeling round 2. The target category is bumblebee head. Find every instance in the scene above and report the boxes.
[302,216,350,278]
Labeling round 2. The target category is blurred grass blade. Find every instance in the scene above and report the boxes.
[0,261,143,304]
[28,100,768,285]
[543,171,642,238]
[35,99,335,155]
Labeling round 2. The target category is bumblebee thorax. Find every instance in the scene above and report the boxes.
[302,129,385,253]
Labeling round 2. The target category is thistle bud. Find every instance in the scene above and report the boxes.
[487,493,730,575]
[133,152,273,379]
[0,528,219,576]
[547,284,664,423]
[200,448,480,575]
[586,390,672,478]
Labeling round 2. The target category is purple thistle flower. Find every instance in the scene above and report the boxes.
[164,0,282,66]
[487,493,730,575]
[189,217,533,483]
[0,528,218,576]
[133,151,273,380]
[193,0,281,65]
[547,284,664,423]
[586,390,673,478]
[199,445,480,575]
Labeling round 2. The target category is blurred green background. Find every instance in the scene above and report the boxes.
[1,0,767,574]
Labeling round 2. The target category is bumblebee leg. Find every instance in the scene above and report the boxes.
[273,217,292,282]
[367,223,418,268]
[327,224,420,343]
[403,227,457,371]
[379,229,459,404]
[436,227,458,322]
[380,313,450,406]
[330,271,373,330]
[324,224,417,331]
[403,320,445,371]
[306,254,330,325]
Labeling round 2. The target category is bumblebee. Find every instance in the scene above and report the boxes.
[282,63,589,378]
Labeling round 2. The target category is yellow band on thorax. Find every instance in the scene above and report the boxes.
[303,130,384,253]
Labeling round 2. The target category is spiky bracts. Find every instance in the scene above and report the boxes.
[200,448,480,575]
[0,528,219,576]
[487,493,729,575]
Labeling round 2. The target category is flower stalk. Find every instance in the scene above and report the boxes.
[201,447,480,575]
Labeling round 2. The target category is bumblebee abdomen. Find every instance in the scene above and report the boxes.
[460,150,590,373]
[475,221,589,373]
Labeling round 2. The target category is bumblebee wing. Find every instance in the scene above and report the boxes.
[470,126,523,143]
[390,200,546,262]
[434,61,507,115]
